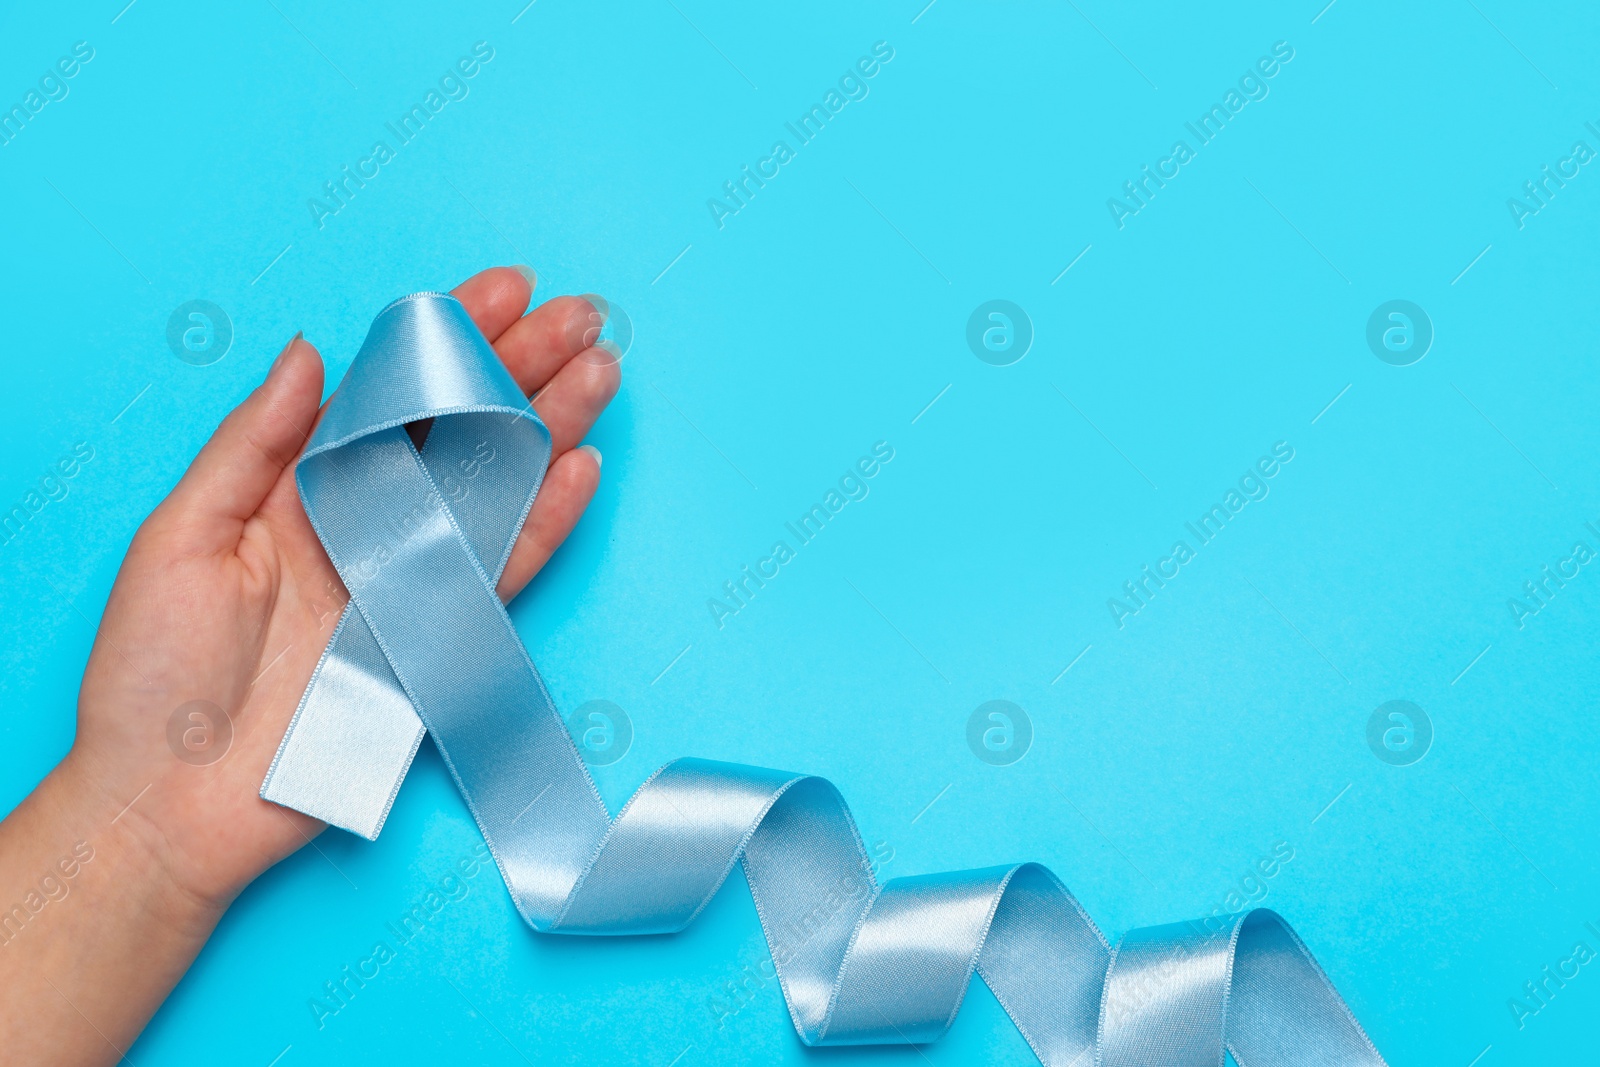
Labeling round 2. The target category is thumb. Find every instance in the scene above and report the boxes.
[162,334,324,554]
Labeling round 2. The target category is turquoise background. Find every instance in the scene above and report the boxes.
[2,0,1597,1063]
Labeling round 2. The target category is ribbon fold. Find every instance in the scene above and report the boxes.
[262,292,1387,1066]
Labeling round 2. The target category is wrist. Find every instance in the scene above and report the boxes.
[45,749,229,937]
[0,752,228,1065]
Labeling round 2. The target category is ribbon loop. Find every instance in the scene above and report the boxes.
[263,292,1388,1066]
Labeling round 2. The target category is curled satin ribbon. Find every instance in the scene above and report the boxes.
[262,292,1388,1065]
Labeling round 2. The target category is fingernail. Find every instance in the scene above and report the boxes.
[513,265,538,290]
[271,332,303,376]
[583,293,611,325]
[578,444,602,470]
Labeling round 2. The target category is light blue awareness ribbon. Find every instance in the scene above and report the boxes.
[262,292,1389,1065]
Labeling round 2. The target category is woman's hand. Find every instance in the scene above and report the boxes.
[0,267,620,1067]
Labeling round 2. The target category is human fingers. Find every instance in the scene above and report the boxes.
[158,337,323,554]
[496,444,602,600]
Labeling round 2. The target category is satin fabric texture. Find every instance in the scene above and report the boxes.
[262,292,1388,1066]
